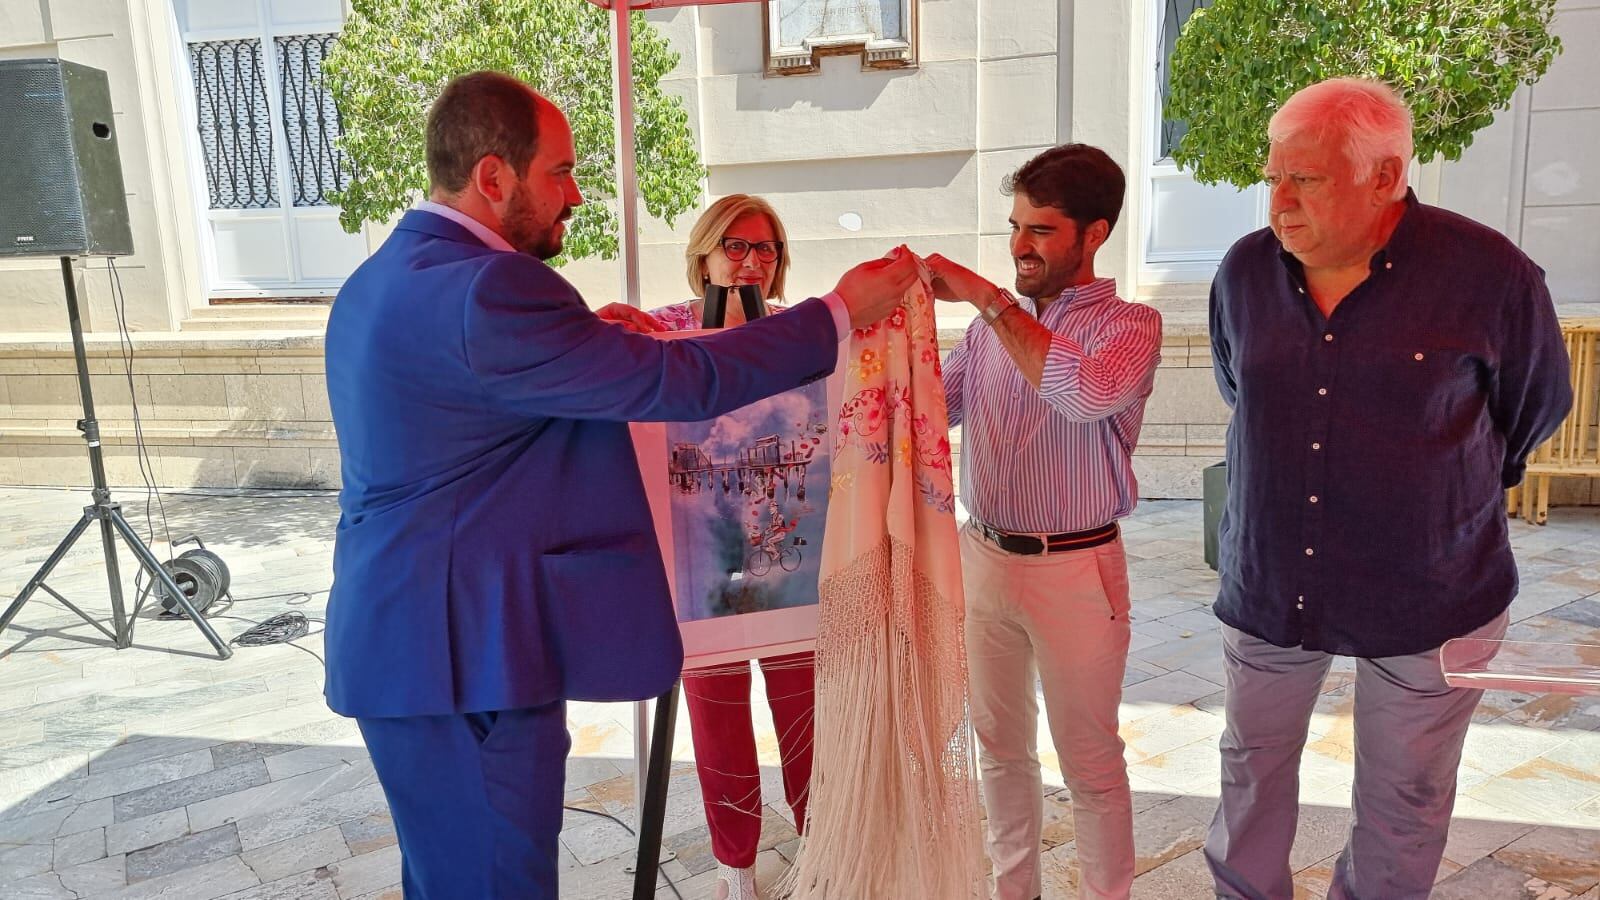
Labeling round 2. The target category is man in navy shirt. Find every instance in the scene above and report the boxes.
[1204,77,1571,899]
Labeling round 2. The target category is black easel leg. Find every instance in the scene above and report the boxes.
[632,682,680,900]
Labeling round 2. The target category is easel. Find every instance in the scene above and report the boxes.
[631,284,766,898]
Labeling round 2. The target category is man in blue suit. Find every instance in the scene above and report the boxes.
[323,71,915,898]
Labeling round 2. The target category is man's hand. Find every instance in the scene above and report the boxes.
[923,253,999,308]
[595,302,664,334]
[834,247,921,329]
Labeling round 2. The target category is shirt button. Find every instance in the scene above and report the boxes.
[1317,387,1328,396]
[1297,596,1305,610]
[1323,333,1333,342]
[1311,442,1322,450]
[1305,547,1315,556]
[1297,287,1305,294]
[1309,495,1319,503]
[1385,262,1394,270]
[1414,352,1425,361]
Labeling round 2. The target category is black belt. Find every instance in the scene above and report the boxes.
[969,518,1119,556]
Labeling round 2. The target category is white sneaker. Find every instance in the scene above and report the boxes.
[715,863,757,900]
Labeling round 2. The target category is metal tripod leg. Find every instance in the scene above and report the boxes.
[0,509,98,636]
[2,503,233,660]
[97,503,130,647]
[109,508,232,659]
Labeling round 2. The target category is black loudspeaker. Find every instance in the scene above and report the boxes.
[0,59,134,257]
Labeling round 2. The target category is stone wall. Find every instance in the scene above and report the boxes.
[0,333,337,490]
[1133,322,1228,499]
[2,307,1594,503]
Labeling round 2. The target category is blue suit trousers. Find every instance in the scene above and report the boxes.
[358,703,570,899]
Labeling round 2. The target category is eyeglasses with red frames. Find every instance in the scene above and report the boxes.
[719,237,784,263]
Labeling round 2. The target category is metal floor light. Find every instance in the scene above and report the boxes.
[0,259,232,660]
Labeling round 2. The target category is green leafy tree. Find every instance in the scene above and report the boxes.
[323,0,703,263]
[1166,0,1562,188]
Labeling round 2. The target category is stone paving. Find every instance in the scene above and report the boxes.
[1,485,1597,899]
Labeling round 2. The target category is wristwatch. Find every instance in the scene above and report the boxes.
[980,288,1019,325]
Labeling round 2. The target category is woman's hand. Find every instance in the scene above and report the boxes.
[595,302,664,334]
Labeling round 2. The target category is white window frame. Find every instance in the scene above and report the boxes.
[169,0,360,300]
[764,0,918,75]
[1136,0,1268,288]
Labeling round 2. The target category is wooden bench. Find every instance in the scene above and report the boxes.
[1508,319,1600,525]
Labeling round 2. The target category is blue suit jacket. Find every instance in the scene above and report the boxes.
[323,210,837,717]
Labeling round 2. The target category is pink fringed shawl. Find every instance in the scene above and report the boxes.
[779,268,983,898]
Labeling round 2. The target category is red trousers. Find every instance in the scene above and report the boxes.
[681,651,816,868]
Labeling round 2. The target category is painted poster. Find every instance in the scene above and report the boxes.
[631,331,839,668]
[666,381,829,623]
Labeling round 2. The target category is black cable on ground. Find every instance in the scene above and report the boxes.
[562,805,685,900]
[228,611,311,647]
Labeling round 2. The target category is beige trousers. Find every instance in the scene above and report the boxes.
[962,525,1135,900]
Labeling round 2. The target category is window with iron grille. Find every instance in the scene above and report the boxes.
[275,34,352,207]
[188,39,277,209]
[1157,0,1212,160]
[185,31,350,211]
[176,0,364,296]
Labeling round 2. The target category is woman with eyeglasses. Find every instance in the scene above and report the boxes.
[653,193,789,329]
[648,194,815,900]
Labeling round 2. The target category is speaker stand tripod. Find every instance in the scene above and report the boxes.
[0,258,231,660]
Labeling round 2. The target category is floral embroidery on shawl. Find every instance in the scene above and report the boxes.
[779,265,981,898]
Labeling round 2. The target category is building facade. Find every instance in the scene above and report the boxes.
[1,0,1596,502]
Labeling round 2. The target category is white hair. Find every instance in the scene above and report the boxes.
[1268,78,1413,199]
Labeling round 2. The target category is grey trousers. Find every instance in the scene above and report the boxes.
[1204,612,1508,900]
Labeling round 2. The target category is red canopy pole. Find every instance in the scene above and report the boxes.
[588,0,766,846]
[611,0,643,309]
[601,0,660,836]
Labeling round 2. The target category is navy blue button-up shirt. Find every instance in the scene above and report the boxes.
[1210,191,1572,657]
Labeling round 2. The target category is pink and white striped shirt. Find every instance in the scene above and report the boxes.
[943,277,1163,534]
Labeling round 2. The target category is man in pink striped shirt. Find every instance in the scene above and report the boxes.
[925,144,1163,900]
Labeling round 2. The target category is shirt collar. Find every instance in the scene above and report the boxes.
[413,200,516,253]
[1020,276,1118,315]
[1377,187,1423,268]
[1276,188,1422,277]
